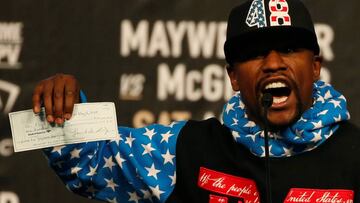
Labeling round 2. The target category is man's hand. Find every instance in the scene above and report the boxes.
[32,74,80,124]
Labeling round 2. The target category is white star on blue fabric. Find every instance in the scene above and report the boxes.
[169,172,176,186]
[150,185,165,200]
[114,153,126,168]
[70,148,82,159]
[231,118,239,126]
[161,131,173,143]
[140,189,152,201]
[333,115,342,122]
[71,165,82,175]
[329,100,341,108]
[244,121,256,128]
[142,143,156,156]
[324,90,332,99]
[246,134,257,142]
[282,146,293,156]
[86,165,98,176]
[317,110,328,116]
[105,178,118,191]
[143,128,156,140]
[145,164,161,180]
[110,133,123,145]
[311,120,323,129]
[162,149,175,165]
[232,131,240,139]
[103,156,116,171]
[239,101,245,109]
[127,191,140,203]
[225,102,235,114]
[51,145,66,155]
[311,130,322,142]
[125,133,136,147]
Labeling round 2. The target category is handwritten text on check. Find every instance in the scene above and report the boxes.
[9,102,119,152]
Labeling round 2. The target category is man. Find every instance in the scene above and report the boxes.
[32,0,360,202]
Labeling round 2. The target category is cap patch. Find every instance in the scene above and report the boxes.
[246,0,292,28]
[246,0,267,28]
[269,0,291,26]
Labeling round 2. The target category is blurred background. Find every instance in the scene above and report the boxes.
[0,0,359,202]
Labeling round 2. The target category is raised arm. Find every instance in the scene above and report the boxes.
[33,74,187,202]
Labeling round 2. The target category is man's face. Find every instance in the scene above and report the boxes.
[228,48,321,129]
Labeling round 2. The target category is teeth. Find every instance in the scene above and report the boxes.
[265,82,287,90]
[273,96,288,104]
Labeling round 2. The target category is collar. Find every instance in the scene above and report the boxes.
[222,80,350,157]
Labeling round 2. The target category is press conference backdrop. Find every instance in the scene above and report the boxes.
[0,0,359,202]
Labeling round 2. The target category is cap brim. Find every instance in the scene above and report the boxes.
[224,26,320,63]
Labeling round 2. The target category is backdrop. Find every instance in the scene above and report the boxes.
[0,0,359,202]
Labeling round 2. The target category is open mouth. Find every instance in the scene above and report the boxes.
[262,81,292,105]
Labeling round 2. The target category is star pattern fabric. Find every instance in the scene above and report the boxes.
[43,121,186,203]
[246,0,267,28]
[222,80,350,157]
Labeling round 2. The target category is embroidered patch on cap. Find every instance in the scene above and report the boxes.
[246,0,291,28]
[269,0,291,26]
[246,0,267,28]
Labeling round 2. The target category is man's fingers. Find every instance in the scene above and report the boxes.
[32,74,80,124]
[43,81,55,123]
[53,75,66,124]
[32,84,44,113]
[64,77,79,120]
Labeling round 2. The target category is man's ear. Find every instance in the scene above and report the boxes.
[313,55,322,81]
[226,64,240,91]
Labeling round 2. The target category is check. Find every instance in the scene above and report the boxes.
[9,102,119,152]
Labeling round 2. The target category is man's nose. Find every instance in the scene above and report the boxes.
[261,50,287,73]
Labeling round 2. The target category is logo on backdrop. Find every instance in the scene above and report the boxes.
[0,138,14,157]
[0,80,20,114]
[0,22,23,69]
[119,73,145,101]
[0,191,20,203]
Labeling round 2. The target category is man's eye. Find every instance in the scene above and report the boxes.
[247,51,269,60]
[236,52,265,62]
[277,48,299,54]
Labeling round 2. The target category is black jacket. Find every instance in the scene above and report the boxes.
[167,118,360,203]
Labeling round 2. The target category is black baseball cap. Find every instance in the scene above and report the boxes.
[224,0,320,64]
